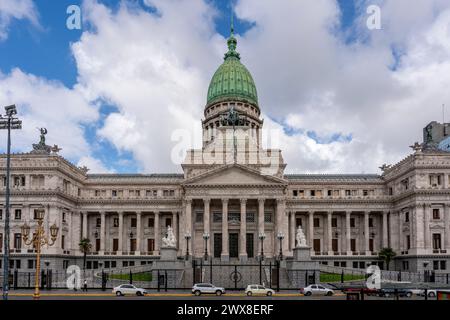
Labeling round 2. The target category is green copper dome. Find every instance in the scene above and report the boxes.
[206,32,258,108]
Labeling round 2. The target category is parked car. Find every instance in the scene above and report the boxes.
[112,284,147,296]
[342,287,378,296]
[300,284,334,296]
[403,288,423,297]
[192,283,226,296]
[377,288,411,298]
[245,284,275,296]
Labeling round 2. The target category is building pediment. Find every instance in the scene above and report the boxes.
[182,164,288,187]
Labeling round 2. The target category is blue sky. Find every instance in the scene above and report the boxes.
[1,0,448,174]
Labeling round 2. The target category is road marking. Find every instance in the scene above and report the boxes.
[9,293,346,298]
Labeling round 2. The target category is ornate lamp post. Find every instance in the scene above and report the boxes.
[277,232,285,261]
[21,209,59,300]
[259,233,266,261]
[203,233,210,261]
[184,233,191,260]
[1,104,22,301]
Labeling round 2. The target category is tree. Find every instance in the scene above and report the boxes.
[79,238,92,271]
[378,247,396,271]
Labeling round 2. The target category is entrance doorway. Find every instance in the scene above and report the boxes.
[214,233,222,258]
[246,233,254,258]
[229,233,239,258]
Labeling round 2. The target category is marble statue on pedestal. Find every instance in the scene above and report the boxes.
[296,226,308,248]
[162,226,176,248]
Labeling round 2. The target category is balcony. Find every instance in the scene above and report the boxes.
[433,249,447,254]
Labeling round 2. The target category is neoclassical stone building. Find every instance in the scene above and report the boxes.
[1,30,450,275]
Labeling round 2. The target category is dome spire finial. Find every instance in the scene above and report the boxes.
[225,4,240,60]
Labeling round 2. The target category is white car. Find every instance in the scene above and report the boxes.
[245,285,275,296]
[113,284,147,296]
[301,284,334,296]
[192,283,226,296]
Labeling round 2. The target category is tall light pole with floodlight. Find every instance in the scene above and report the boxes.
[1,104,22,301]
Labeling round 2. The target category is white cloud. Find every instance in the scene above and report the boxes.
[0,0,39,41]
[77,156,115,173]
[67,0,450,174]
[0,68,100,161]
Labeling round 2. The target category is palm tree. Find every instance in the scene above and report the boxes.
[79,238,92,271]
[378,247,396,270]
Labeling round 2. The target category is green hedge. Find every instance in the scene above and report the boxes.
[320,273,366,283]
[109,272,153,282]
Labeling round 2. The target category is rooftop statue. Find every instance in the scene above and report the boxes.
[31,127,52,154]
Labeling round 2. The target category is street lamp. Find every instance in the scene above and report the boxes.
[184,233,191,260]
[277,232,285,261]
[259,232,266,261]
[203,233,210,261]
[21,209,59,300]
[1,104,22,301]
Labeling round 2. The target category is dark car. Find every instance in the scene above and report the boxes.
[378,288,411,298]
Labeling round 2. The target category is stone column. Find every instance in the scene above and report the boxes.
[82,212,88,239]
[444,204,450,250]
[136,212,142,255]
[258,198,265,257]
[415,205,424,252]
[100,211,106,254]
[397,211,402,252]
[346,211,351,255]
[290,212,296,250]
[382,211,388,248]
[204,199,211,256]
[185,199,192,256]
[364,212,370,254]
[221,198,229,261]
[239,198,247,261]
[118,212,124,254]
[308,212,314,250]
[424,204,430,251]
[172,211,178,249]
[327,211,333,254]
[154,212,160,255]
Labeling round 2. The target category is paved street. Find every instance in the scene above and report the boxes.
[3,289,432,300]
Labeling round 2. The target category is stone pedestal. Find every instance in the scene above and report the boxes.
[286,246,320,287]
[160,247,178,261]
[293,247,312,261]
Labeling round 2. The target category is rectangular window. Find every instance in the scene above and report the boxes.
[0,233,2,252]
[130,239,136,252]
[345,190,351,196]
[122,261,128,268]
[62,212,66,223]
[406,235,411,250]
[96,218,101,228]
[433,234,442,250]
[296,218,302,227]
[111,261,117,268]
[61,235,65,250]
[350,218,355,228]
[14,233,22,250]
[313,239,321,252]
[327,190,332,197]
[27,259,35,269]
[433,209,440,220]
[113,218,119,227]
[310,190,315,197]
[369,239,374,252]
[95,239,100,252]
[195,212,203,223]
[15,209,21,220]
[264,213,272,223]
[165,218,172,227]
[147,239,155,252]
[402,261,409,270]
[293,190,298,197]
[353,261,358,269]
[148,218,154,228]
[105,261,110,268]
[113,239,119,252]
[228,213,240,223]
[332,239,338,252]
[350,239,356,252]
[131,218,137,228]
[405,212,409,223]
[363,190,368,196]
[389,187,393,196]
[213,213,222,223]
[433,260,439,270]
[246,212,255,223]
[0,209,2,220]
[112,190,117,197]
[331,218,337,228]
[313,218,320,228]
[369,218,374,228]
[440,261,447,270]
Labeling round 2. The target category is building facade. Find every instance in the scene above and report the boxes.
[1,30,450,275]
